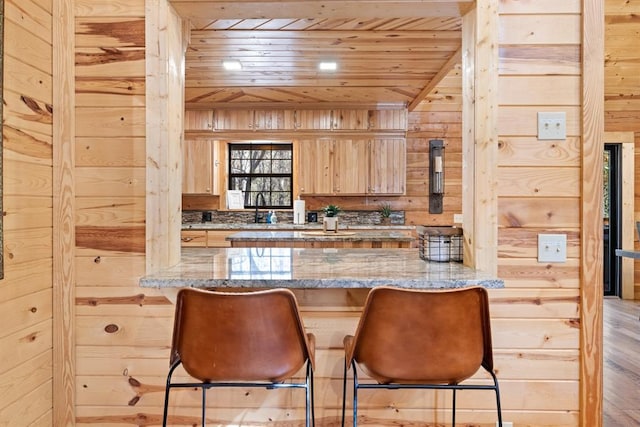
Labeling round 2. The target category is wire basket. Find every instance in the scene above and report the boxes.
[418,226,463,262]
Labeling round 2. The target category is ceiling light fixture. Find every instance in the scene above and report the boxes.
[223,60,242,71]
[319,61,337,71]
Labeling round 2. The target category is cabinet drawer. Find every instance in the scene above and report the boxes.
[181,230,208,247]
[207,230,234,247]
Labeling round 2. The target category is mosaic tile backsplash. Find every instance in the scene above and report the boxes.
[183,210,405,226]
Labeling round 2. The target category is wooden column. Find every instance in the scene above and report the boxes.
[462,0,499,275]
[145,0,185,273]
[53,0,76,424]
[580,0,605,424]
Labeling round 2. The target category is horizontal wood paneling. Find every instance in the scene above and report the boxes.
[0,289,53,338]
[75,137,146,167]
[76,197,146,226]
[499,15,581,45]
[605,0,640,299]
[64,3,596,427]
[72,3,150,425]
[0,381,53,426]
[2,18,51,74]
[0,351,52,413]
[4,0,52,40]
[2,89,53,136]
[499,228,580,259]
[497,167,580,197]
[75,167,145,197]
[75,78,145,107]
[499,258,580,289]
[498,198,580,228]
[75,107,146,137]
[500,106,580,136]
[3,228,53,266]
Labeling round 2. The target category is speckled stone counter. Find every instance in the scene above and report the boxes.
[227,230,414,241]
[182,222,416,231]
[140,247,503,289]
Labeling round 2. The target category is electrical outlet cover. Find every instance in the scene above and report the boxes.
[537,112,566,140]
[538,234,567,263]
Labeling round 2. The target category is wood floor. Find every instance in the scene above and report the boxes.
[603,297,640,426]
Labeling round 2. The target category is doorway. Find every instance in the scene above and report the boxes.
[603,144,622,297]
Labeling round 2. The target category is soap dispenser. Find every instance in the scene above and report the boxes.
[271,211,278,224]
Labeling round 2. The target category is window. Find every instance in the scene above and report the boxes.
[228,143,293,208]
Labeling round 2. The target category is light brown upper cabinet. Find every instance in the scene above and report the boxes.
[298,137,405,196]
[184,110,214,131]
[184,108,408,132]
[182,138,220,195]
[253,109,296,130]
[295,110,333,130]
[368,138,406,194]
[368,110,408,131]
[331,109,369,130]
[213,110,255,131]
[297,138,334,194]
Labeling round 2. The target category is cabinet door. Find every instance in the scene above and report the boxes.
[298,138,334,195]
[368,109,408,130]
[182,138,219,194]
[184,110,214,131]
[334,139,368,194]
[332,109,369,130]
[368,137,406,194]
[253,109,296,130]
[213,110,254,130]
[295,110,333,130]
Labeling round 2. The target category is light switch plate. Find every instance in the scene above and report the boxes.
[538,234,567,263]
[537,112,566,140]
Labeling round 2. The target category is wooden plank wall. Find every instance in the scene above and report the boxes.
[604,0,640,299]
[0,0,580,426]
[496,0,582,425]
[71,0,175,424]
[0,0,54,425]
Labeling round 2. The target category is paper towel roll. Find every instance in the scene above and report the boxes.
[293,200,306,224]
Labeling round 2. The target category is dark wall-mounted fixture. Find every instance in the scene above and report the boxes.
[429,139,444,214]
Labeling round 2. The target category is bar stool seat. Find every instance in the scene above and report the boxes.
[341,285,502,426]
[162,287,315,426]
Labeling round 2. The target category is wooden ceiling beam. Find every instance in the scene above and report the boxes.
[407,46,461,111]
[171,1,475,20]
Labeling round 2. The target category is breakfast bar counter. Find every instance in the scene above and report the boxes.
[139,247,503,425]
[225,230,415,248]
[140,247,503,289]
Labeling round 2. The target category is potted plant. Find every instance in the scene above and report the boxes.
[322,204,341,232]
[379,203,392,225]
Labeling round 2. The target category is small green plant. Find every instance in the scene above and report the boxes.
[379,203,392,218]
[323,204,341,217]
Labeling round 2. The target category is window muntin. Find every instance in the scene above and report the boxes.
[228,143,293,208]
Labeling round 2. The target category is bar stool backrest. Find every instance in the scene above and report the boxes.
[171,287,314,382]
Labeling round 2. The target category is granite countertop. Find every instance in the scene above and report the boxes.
[140,247,503,290]
[182,222,416,231]
[225,230,415,242]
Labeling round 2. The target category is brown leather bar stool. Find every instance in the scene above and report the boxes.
[341,286,502,427]
[162,287,315,426]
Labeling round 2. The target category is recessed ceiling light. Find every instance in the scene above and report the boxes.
[319,61,337,71]
[223,60,242,71]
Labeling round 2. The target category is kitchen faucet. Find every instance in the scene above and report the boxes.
[254,192,266,223]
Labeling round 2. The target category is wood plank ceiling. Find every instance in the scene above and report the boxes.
[170,0,471,107]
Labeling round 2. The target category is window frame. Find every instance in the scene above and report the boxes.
[228,142,294,209]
